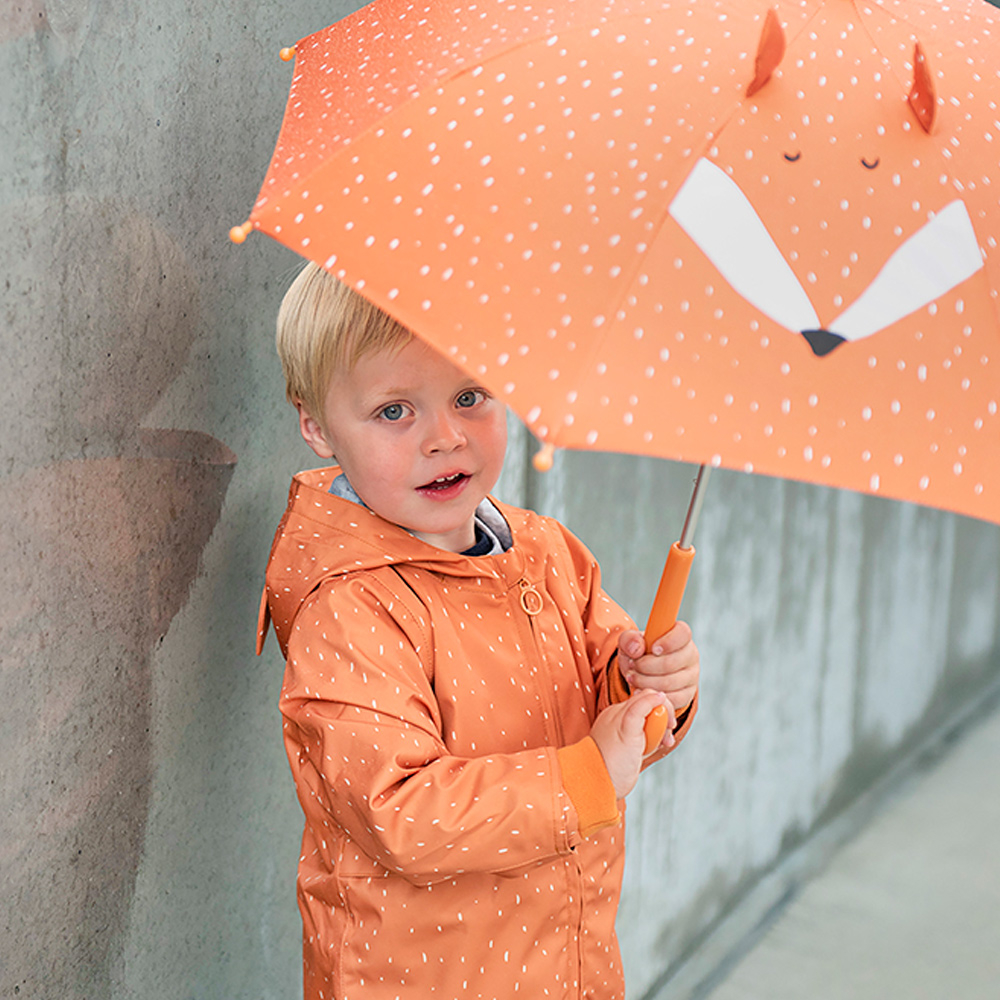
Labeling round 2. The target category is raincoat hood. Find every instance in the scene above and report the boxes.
[258,465,516,657]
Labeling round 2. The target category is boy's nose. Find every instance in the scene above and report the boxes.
[422,411,466,454]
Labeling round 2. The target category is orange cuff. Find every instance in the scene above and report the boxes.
[607,656,631,704]
[557,737,621,838]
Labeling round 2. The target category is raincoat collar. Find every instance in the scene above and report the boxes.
[257,465,529,655]
[327,470,512,554]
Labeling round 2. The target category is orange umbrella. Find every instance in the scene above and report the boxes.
[233,0,1000,737]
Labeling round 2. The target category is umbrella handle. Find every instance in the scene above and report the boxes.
[641,542,695,754]
[638,464,709,755]
[644,541,695,644]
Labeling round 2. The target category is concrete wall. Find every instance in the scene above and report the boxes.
[2,3,998,999]
[539,455,1000,998]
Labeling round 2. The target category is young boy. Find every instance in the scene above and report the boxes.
[258,262,699,1000]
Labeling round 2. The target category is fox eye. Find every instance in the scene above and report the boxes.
[783,151,802,162]
[861,156,880,170]
[379,403,406,421]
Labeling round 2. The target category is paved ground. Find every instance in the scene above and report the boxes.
[698,694,1000,1000]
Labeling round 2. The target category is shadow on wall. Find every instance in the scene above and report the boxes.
[0,193,236,995]
[1,0,97,47]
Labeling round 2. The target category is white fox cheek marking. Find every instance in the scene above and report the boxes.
[670,158,985,356]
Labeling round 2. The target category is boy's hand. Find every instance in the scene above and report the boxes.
[616,623,699,715]
[591,691,674,799]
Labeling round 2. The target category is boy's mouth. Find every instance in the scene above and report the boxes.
[417,472,470,496]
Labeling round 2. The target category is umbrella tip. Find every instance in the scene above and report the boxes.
[279,45,296,62]
[229,221,254,245]
[533,443,556,473]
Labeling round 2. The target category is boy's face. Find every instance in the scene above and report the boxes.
[299,338,508,553]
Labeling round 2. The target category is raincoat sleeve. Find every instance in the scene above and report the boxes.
[549,520,634,712]
[280,574,582,886]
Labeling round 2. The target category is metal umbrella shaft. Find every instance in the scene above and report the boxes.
[645,464,710,643]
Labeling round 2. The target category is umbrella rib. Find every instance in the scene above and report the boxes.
[850,0,933,97]
[559,3,836,450]
[556,106,745,451]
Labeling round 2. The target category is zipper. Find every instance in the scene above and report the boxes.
[569,850,585,998]
[515,573,583,993]
[510,575,565,747]
[517,577,543,615]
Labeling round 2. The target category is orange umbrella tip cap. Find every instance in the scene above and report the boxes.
[533,443,556,473]
[229,221,254,245]
[279,46,296,62]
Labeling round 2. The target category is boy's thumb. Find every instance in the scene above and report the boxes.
[642,703,671,755]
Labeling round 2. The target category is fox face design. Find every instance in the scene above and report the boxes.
[590,1,999,523]
[671,159,983,356]
[667,10,987,357]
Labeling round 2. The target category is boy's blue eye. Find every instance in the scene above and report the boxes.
[456,389,483,408]
[380,403,405,421]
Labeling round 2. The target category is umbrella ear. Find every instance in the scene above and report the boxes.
[746,7,786,98]
[908,41,937,134]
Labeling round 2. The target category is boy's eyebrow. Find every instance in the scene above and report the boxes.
[361,376,485,400]
[357,381,419,403]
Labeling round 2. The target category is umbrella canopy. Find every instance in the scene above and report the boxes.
[236,0,1000,526]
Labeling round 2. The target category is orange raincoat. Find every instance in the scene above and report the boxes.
[258,467,696,999]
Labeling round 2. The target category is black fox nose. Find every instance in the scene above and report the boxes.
[801,329,846,357]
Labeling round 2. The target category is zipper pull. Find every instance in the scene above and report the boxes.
[518,578,543,616]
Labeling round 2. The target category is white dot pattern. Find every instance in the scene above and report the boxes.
[264,468,663,999]
[249,0,1000,527]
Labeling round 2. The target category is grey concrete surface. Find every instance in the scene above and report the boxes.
[694,689,1000,1000]
[2,2,999,999]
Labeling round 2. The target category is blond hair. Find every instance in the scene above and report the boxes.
[276,262,411,423]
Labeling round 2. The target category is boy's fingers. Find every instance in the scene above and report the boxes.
[647,620,693,656]
[629,655,699,686]
[640,696,677,753]
[618,629,646,661]
[623,691,669,736]
[654,665,700,690]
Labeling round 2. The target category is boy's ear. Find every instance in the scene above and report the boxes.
[295,400,336,459]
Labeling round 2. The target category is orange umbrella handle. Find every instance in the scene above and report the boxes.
[640,465,710,754]
[644,541,695,644]
[641,542,695,753]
